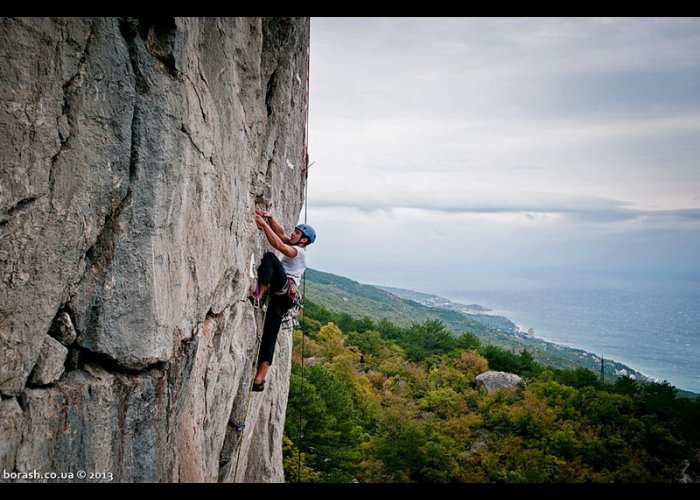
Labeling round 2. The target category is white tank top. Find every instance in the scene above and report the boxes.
[281,246,306,285]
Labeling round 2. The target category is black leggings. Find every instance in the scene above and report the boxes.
[257,252,295,365]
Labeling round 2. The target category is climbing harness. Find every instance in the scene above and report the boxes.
[275,276,300,303]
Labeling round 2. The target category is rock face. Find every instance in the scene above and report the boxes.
[0,17,309,482]
[475,371,525,394]
[28,336,68,386]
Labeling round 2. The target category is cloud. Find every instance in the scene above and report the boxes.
[310,194,700,223]
[307,18,700,291]
[308,163,700,223]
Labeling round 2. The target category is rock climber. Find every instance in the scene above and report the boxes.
[250,208,316,392]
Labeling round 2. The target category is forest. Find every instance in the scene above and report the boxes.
[282,300,700,483]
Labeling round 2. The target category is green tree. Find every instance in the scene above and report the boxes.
[480,345,523,373]
[455,331,481,351]
[285,361,363,482]
[402,320,460,362]
[376,416,428,481]
[556,367,603,390]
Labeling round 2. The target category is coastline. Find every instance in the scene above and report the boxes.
[449,289,700,395]
[383,286,696,393]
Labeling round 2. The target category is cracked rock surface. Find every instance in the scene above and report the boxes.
[0,17,309,482]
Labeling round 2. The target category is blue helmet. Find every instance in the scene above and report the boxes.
[295,223,316,244]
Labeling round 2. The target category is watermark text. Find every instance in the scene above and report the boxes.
[3,469,113,482]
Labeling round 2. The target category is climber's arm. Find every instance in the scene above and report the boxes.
[255,209,290,243]
[255,214,298,258]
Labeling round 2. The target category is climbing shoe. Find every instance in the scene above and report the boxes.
[230,420,246,432]
[252,380,265,392]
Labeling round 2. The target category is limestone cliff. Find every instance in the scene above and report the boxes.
[0,16,309,482]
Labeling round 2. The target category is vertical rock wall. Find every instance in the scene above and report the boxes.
[0,16,309,482]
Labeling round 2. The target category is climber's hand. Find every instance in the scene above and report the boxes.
[255,213,266,226]
[255,209,271,218]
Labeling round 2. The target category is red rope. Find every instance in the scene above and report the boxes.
[297,17,311,483]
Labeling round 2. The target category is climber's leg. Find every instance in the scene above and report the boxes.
[253,294,294,390]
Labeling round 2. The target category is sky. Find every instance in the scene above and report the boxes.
[306,17,700,295]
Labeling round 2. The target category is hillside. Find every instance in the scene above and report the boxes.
[304,269,496,335]
[304,268,658,384]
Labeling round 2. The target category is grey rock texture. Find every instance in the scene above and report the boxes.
[0,17,309,482]
[475,370,525,394]
[0,398,22,471]
[28,335,68,386]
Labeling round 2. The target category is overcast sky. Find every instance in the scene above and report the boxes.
[305,17,700,294]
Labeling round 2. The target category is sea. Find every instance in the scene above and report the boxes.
[448,287,700,394]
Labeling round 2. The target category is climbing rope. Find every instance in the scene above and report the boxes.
[297,20,311,483]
